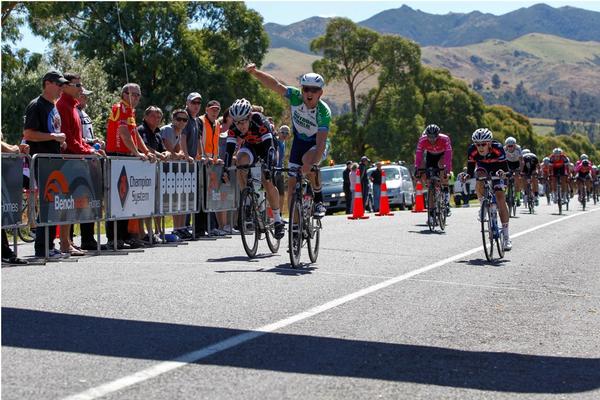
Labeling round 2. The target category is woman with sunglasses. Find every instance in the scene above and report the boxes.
[244,63,331,219]
[465,128,512,251]
[222,98,285,240]
[414,124,453,222]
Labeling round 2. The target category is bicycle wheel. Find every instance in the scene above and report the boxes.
[506,183,516,217]
[307,202,321,263]
[494,216,505,259]
[239,188,259,258]
[288,194,303,268]
[480,200,494,261]
[427,189,436,231]
[265,219,281,254]
[556,181,562,215]
[436,193,446,231]
[580,187,586,210]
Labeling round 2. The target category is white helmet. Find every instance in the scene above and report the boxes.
[543,157,551,164]
[300,72,325,88]
[230,98,252,121]
[522,148,531,155]
[580,153,588,160]
[552,147,562,155]
[505,137,516,145]
[472,128,493,143]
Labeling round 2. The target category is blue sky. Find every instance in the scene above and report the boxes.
[13,1,600,54]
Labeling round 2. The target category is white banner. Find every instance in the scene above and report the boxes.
[159,161,198,214]
[109,159,157,218]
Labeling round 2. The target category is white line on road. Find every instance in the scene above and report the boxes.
[63,207,600,400]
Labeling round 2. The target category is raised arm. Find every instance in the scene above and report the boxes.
[245,63,287,97]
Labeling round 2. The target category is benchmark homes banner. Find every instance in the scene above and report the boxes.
[36,157,103,224]
[108,159,156,219]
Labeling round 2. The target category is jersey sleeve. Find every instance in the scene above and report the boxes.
[414,136,425,170]
[317,101,331,132]
[285,86,303,106]
[442,135,452,172]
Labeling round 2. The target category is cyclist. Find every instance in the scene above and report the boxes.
[222,98,285,239]
[574,154,595,203]
[465,128,512,251]
[414,124,453,222]
[245,63,330,219]
[503,137,523,206]
[520,149,539,206]
[547,148,570,203]
[540,156,552,201]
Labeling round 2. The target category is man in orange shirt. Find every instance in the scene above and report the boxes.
[105,83,156,249]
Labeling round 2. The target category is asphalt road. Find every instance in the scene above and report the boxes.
[2,200,600,400]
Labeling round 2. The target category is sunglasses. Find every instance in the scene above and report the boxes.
[175,116,189,122]
[302,86,321,94]
[67,82,83,88]
[191,100,202,105]
[125,92,141,98]
[476,143,489,147]
[234,118,250,124]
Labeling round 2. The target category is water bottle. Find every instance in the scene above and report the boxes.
[93,143,101,152]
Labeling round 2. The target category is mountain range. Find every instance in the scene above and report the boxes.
[264,3,600,53]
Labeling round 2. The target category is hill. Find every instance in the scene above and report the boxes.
[264,4,600,52]
[263,33,600,120]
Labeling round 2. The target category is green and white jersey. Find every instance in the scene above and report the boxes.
[285,86,331,142]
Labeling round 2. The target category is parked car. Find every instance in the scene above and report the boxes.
[321,165,348,214]
[367,163,415,210]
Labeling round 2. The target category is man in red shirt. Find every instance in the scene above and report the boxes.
[57,72,106,254]
[105,83,156,249]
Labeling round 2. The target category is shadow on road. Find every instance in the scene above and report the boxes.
[207,254,277,263]
[408,229,446,235]
[215,265,316,276]
[3,307,600,394]
[457,258,510,267]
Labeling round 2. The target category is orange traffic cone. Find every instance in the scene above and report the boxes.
[376,170,394,216]
[348,169,369,220]
[412,180,426,213]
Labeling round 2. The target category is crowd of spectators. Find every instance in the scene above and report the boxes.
[1,69,291,263]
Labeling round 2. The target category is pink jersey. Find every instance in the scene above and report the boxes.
[414,133,453,172]
[574,160,594,174]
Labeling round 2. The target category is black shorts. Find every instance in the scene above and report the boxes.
[576,172,591,181]
[552,166,567,176]
[237,142,270,167]
[475,166,505,191]
[425,153,443,169]
[507,161,520,172]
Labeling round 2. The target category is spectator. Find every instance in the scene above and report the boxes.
[105,83,156,249]
[76,87,106,251]
[370,161,383,212]
[349,162,359,212]
[457,166,470,207]
[274,125,290,217]
[217,108,239,234]
[138,106,170,243]
[23,70,68,259]
[78,88,104,149]
[359,156,370,211]
[200,100,227,236]
[161,109,194,240]
[343,160,353,214]
[448,170,456,206]
[57,72,103,256]
[1,136,29,265]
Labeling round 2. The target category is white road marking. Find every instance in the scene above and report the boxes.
[63,207,600,400]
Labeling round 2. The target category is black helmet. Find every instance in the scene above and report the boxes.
[424,124,440,137]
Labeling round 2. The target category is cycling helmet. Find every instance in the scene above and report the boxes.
[543,157,551,164]
[552,147,562,155]
[229,98,252,121]
[424,124,440,137]
[582,160,590,166]
[522,148,531,155]
[580,153,588,160]
[505,136,517,145]
[472,128,493,143]
[300,72,325,88]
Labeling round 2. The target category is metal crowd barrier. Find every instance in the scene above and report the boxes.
[4,154,246,260]
[1,153,30,257]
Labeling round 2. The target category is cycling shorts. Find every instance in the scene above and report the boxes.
[507,161,521,172]
[288,137,329,176]
[237,142,270,169]
[475,166,505,191]
[576,172,592,181]
[552,166,567,176]
[425,153,444,170]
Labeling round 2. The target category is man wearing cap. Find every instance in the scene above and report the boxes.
[23,70,68,259]
[343,160,353,214]
[370,161,383,212]
[78,87,104,150]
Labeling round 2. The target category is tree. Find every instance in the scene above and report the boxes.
[472,78,483,91]
[492,73,501,89]
[23,1,283,120]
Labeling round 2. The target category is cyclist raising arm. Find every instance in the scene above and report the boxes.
[245,63,330,218]
[466,128,512,251]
